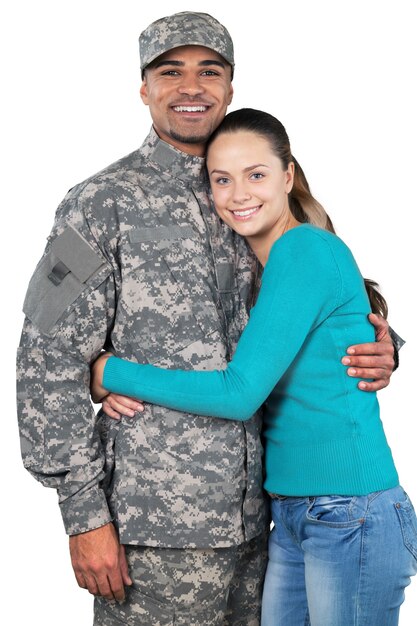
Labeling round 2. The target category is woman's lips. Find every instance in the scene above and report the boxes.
[228,205,261,220]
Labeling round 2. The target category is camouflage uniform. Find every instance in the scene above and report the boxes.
[17,127,269,623]
[95,537,267,626]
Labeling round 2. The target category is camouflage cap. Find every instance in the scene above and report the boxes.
[139,12,234,75]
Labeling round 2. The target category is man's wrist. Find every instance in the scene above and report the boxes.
[60,484,112,535]
[388,327,405,372]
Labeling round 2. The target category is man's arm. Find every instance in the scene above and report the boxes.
[17,192,130,599]
[342,313,400,392]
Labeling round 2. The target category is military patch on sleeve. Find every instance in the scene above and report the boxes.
[23,226,110,336]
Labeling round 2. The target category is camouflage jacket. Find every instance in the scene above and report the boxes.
[17,127,269,548]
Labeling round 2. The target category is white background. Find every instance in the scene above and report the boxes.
[2,1,416,623]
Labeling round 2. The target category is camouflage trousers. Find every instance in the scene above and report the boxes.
[94,532,268,625]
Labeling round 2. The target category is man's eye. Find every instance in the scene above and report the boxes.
[162,70,180,76]
[202,70,219,76]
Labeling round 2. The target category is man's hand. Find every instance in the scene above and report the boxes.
[341,313,395,392]
[69,522,132,601]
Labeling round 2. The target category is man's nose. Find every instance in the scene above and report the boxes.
[177,74,205,96]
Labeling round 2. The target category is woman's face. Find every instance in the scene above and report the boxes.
[207,131,294,240]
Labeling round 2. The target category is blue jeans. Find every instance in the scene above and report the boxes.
[261,486,417,626]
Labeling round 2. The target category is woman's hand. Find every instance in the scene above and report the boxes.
[91,352,114,403]
[90,352,144,419]
[102,393,144,419]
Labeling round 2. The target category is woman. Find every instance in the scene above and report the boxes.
[92,109,417,625]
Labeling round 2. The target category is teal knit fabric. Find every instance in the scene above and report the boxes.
[104,225,398,496]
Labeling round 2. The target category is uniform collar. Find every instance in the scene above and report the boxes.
[140,127,208,186]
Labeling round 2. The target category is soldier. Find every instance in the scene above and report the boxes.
[16,11,399,626]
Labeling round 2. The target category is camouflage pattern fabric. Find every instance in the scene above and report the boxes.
[139,12,234,72]
[17,127,269,547]
[94,531,268,625]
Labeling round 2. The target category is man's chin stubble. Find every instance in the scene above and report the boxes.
[170,130,211,145]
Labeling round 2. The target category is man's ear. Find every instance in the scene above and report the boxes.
[228,83,234,106]
[140,80,149,105]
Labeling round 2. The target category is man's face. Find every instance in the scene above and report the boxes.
[140,45,233,157]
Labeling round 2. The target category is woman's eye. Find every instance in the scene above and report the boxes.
[250,172,264,180]
[215,177,230,185]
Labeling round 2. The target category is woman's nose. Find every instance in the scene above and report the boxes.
[232,185,251,204]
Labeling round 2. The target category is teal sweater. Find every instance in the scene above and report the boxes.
[104,225,399,496]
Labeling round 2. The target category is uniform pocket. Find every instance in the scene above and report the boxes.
[23,226,110,337]
[95,584,173,625]
[306,495,366,527]
[395,491,417,560]
[116,229,220,362]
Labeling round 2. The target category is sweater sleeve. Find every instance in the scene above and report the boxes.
[104,228,341,420]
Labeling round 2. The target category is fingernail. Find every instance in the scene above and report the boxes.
[347,368,357,376]
[342,357,351,365]
[347,347,356,355]
[359,382,367,390]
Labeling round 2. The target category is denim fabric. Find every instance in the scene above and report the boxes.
[261,486,417,626]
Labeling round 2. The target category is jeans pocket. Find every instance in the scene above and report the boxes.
[394,491,417,560]
[306,494,366,527]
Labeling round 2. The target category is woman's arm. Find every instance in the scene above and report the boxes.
[91,353,112,402]
[101,228,341,420]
